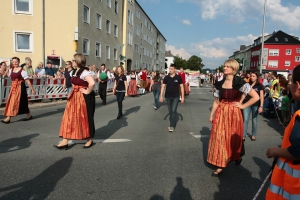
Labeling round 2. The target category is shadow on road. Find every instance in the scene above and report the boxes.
[170,177,193,200]
[199,126,215,170]
[0,157,73,200]
[213,157,271,200]
[29,108,65,120]
[0,133,39,154]
[163,113,183,128]
[94,106,141,140]
[149,177,193,200]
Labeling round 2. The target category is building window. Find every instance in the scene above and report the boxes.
[296,56,300,62]
[268,60,278,68]
[286,49,292,55]
[96,14,102,29]
[134,44,139,53]
[107,0,111,8]
[83,5,90,23]
[285,61,291,67]
[114,25,118,37]
[135,26,140,36]
[297,48,300,53]
[106,46,110,59]
[96,43,101,57]
[83,38,90,55]
[106,20,111,34]
[14,0,32,14]
[269,49,279,56]
[136,10,140,19]
[275,38,278,42]
[128,10,133,25]
[115,1,118,14]
[284,38,288,42]
[113,48,117,60]
[14,31,33,52]
[127,31,132,45]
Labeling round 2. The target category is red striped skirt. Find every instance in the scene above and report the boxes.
[128,80,138,96]
[207,101,244,168]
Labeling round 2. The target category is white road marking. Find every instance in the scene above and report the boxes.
[193,135,209,139]
[64,139,132,144]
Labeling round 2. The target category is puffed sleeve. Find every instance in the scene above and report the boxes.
[213,89,219,98]
[80,71,93,81]
[21,70,29,79]
[239,83,251,94]
[8,69,12,77]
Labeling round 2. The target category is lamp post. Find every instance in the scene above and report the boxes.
[260,0,267,74]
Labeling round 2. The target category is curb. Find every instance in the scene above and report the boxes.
[0,92,113,111]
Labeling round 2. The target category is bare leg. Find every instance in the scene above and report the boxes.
[3,116,11,122]
[84,138,93,147]
[58,138,68,146]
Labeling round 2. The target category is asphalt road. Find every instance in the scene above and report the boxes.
[0,86,284,200]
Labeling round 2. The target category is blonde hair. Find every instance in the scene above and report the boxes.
[25,57,32,64]
[37,62,43,68]
[224,59,239,75]
[73,53,86,68]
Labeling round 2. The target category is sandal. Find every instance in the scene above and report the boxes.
[251,136,256,141]
[211,169,223,177]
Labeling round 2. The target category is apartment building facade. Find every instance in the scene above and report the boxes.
[0,0,166,71]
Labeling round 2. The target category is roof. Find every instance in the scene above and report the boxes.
[165,50,174,57]
[265,30,300,44]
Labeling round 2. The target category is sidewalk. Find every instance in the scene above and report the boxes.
[0,92,113,111]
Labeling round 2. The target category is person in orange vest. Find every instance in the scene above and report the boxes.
[266,64,300,200]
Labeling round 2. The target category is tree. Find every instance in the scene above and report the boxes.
[187,55,204,71]
[216,65,224,72]
[173,55,187,69]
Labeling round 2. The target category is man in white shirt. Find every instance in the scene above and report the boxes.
[97,64,111,105]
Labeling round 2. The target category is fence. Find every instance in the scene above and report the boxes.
[0,77,115,106]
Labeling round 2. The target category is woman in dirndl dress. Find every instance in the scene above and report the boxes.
[185,73,190,95]
[128,71,138,96]
[53,53,95,150]
[2,57,36,124]
[207,59,259,176]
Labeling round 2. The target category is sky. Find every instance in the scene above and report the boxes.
[137,0,300,69]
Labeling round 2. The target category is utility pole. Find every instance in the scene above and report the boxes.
[260,0,267,74]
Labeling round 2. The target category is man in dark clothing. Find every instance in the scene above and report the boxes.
[160,64,184,132]
[45,61,55,78]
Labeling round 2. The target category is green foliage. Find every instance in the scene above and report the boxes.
[187,55,204,71]
[216,65,224,72]
[173,55,204,71]
[173,55,187,69]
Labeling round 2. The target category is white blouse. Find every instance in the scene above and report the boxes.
[79,71,93,81]
[213,83,251,98]
[8,69,29,80]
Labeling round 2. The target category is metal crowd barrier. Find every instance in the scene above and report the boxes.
[0,77,115,106]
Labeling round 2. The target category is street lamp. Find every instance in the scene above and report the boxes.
[260,0,267,74]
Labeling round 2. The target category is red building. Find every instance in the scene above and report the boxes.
[250,30,300,72]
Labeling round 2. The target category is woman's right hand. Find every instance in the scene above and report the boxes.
[209,116,213,124]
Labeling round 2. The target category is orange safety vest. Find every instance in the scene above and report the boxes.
[266,110,300,200]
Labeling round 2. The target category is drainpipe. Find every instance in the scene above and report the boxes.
[42,0,45,64]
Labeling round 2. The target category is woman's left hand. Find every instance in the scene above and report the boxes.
[80,88,88,94]
[233,102,244,109]
[125,92,128,97]
[258,107,263,113]
[32,89,36,95]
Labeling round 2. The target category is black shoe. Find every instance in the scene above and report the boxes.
[235,158,242,166]
[117,114,123,119]
[53,144,68,150]
[83,142,95,149]
[1,119,10,124]
[23,116,33,121]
